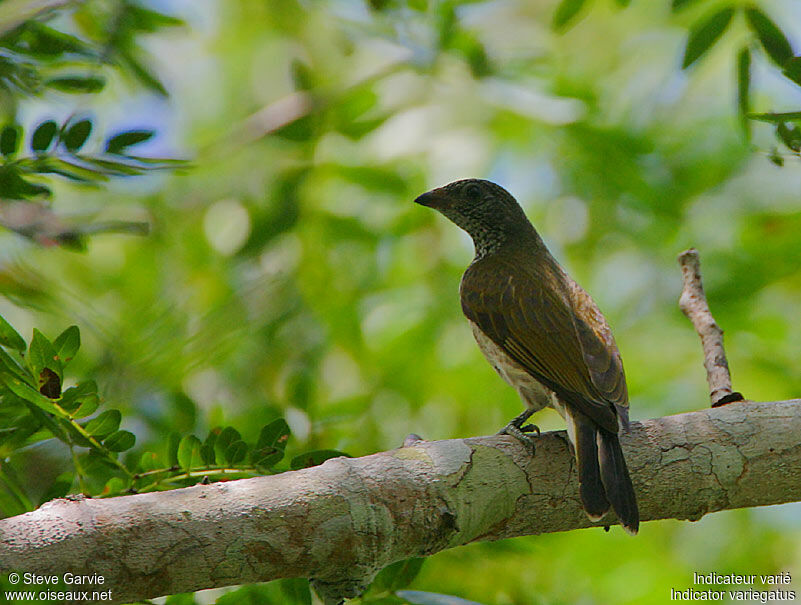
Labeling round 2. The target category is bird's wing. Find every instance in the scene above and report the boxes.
[564,277,630,423]
[460,255,622,433]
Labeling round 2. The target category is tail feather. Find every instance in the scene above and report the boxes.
[570,411,639,534]
[597,428,639,535]
[573,416,610,521]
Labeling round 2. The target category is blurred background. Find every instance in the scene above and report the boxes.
[1,0,801,603]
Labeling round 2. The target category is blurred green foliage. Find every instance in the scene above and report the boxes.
[1,0,801,603]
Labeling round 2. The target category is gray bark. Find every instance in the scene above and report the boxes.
[1,399,800,604]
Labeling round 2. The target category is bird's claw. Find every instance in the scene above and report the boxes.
[499,422,536,451]
[498,409,538,451]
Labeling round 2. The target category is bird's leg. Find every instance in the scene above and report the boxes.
[498,408,539,449]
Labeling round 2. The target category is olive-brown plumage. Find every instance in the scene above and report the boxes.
[415,178,639,534]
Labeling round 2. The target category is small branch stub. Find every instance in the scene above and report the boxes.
[677,248,744,407]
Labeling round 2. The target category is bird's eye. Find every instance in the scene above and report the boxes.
[464,183,481,200]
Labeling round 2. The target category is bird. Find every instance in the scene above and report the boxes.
[414,178,639,535]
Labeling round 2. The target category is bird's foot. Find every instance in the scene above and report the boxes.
[402,433,424,447]
[498,409,539,451]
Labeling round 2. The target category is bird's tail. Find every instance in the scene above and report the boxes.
[573,414,639,535]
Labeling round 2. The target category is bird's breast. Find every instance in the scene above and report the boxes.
[467,319,552,412]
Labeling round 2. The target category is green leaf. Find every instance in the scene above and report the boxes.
[0,464,34,516]
[737,46,751,138]
[768,147,784,166]
[253,419,291,468]
[45,76,106,94]
[70,394,100,419]
[290,449,350,470]
[122,155,190,168]
[290,59,314,91]
[200,429,218,466]
[280,578,312,605]
[28,329,61,382]
[372,558,425,593]
[747,111,801,123]
[0,314,26,351]
[167,432,181,467]
[84,448,121,472]
[256,418,291,450]
[60,381,99,415]
[36,158,109,183]
[53,325,80,364]
[0,414,44,456]
[125,4,184,30]
[102,477,126,496]
[777,122,801,152]
[19,23,94,59]
[682,7,735,69]
[745,7,793,68]
[139,451,162,472]
[177,434,202,471]
[783,57,801,87]
[552,0,588,32]
[214,426,241,465]
[0,346,30,382]
[671,0,700,12]
[164,594,198,605]
[450,31,491,78]
[104,130,155,154]
[1,375,60,415]
[78,157,143,176]
[104,430,136,452]
[62,119,93,152]
[120,51,168,96]
[274,114,316,142]
[31,120,58,152]
[0,125,20,157]
[225,440,248,465]
[0,169,52,199]
[83,409,122,439]
[28,398,68,441]
[39,472,73,505]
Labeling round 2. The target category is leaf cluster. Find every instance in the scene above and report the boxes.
[0,0,183,107]
[550,0,801,161]
[0,2,190,248]
[0,309,353,518]
[676,2,801,159]
[0,316,135,515]
[0,117,183,200]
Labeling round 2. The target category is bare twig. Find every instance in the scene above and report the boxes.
[215,59,407,154]
[678,248,744,407]
[0,201,149,247]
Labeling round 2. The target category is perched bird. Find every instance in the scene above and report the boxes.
[415,178,639,534]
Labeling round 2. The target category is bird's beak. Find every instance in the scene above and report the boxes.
[414,187,449,209]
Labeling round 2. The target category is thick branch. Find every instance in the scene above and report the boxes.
[2,400,800,603]
[678,248,744,406]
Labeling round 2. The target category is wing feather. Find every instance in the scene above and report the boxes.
[461,254,624,433]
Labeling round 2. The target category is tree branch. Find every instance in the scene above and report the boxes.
[2,399,800,603]
[678,248,745,407]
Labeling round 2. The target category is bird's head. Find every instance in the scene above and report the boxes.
[414,179,536,257]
